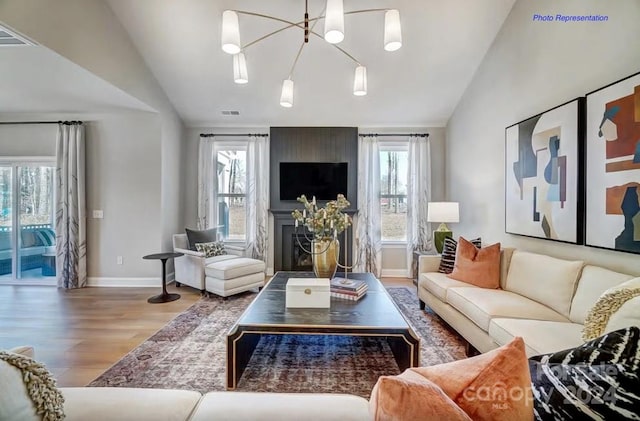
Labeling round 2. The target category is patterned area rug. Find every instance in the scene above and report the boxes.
[89,287,466,398]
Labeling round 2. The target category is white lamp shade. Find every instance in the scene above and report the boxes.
[353,65,367,96]
[324,0,344,44]
[280,79,294,107]
[427,202,459,223]
[384,9,402,51]
[222,10,241,54]
[233,52,248,84]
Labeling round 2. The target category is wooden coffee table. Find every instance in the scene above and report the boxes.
[227,271,420,389]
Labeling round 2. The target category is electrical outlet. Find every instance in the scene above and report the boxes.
[93,210,104,219]
[117,256,123,265]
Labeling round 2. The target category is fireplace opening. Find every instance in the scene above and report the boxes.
[291,234,312,271]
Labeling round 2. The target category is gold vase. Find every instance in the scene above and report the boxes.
[312,238,340,279]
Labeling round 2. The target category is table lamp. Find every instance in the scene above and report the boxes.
[427,202,459,253]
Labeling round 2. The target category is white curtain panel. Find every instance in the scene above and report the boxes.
[197,136,216,230]
[55,122,87,289]
[356,135,382,277]
[406,135,433,271]
[246,135,269,261]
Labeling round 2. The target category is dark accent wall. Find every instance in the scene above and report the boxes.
[269,127,358,271]
[269,127,358,210]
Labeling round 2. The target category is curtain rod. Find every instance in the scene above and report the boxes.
[200,133,268,137]
[358,133,429,137]
[0,121,83,125]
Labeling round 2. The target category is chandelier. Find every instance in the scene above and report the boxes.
[221,0,402,107]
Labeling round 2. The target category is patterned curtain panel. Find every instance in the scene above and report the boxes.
[55,122,87,289]
[246,135,269,261]
[406,135,433,270]
[356,136,382,277]
[197,136,216,230]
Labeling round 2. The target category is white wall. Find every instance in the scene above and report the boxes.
[0,0,187,283]
[446,0,640,275]
[0,124,56,156]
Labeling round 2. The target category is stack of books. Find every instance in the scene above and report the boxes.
[330,277,368,301]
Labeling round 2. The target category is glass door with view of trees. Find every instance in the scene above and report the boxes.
[0,163,56,283]
[216,149,246,241]
[380,148,409,242]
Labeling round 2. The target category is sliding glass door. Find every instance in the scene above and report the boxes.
[0,162,56,283]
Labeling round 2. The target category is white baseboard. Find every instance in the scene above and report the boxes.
[381,269,410,278]
[87,272,174,287]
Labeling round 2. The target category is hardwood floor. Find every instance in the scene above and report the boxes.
[0,277,413,387]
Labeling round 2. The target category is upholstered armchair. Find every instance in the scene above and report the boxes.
[172,234,244,292]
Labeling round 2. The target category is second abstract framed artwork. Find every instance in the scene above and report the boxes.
[505,98,584,244]
[585,71,640,254]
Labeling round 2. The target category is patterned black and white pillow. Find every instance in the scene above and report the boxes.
[195,241,226,257]
[438,237,481,274]
[529,327,640,421]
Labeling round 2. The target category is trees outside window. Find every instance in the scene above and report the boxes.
[379,147,408,241]
[216,149,246,241]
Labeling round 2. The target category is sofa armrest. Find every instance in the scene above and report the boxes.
[418,255,441,274]
[174,247,205,258]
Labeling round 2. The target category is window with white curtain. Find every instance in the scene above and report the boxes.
[214,143,247,241]
[379,142,409,243]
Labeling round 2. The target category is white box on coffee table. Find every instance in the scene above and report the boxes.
[285,278,330,308]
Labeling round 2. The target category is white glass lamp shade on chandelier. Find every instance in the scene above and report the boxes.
[324,0,345,44]
[220,1,401,107]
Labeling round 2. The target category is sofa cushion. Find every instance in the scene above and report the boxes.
[0,354,40,421]
[185,227,218,251]
[448,239,501,289]
[409,337,533,421]
[528,327,640,420]
[438,237,481,274]
[204,254,237,265]
[205,257,265,280]
[583,277,640,341]
[446,287,568,331]
[370,370,471,421]
[569,265,635,324]
[489,318,583,356]
[195,241,226,257]
[419,272,477,302]
[61,387,201,421]
[504,251,584,318]
[191,392,370,421]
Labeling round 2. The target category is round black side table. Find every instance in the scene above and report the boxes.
[143,252,184,304]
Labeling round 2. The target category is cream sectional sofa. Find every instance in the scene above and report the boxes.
[418,248,640,356]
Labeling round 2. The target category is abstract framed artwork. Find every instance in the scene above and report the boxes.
[585,71,640,254]
[505,98,584,244]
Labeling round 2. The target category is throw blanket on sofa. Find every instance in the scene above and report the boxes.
[528,327,640,420]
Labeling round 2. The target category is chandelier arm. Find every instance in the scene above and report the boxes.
[233,8,389,65]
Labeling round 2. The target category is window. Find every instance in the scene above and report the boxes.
[379,145,409,242]
[215,147,247,241]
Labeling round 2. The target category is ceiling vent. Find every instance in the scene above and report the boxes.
[0,25,36,47]
[221,110,240,116]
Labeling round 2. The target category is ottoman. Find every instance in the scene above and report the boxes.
[204,257,266,297]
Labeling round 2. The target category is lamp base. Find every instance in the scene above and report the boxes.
[433,230,453,254]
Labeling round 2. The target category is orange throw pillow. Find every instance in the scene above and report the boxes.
[447,237,501,288]
[412,337,533,421]
[370,369,472,421]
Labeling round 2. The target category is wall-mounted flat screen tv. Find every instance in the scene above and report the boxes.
[280,162,348,201]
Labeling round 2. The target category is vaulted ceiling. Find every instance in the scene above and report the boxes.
[107,0,516,127]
